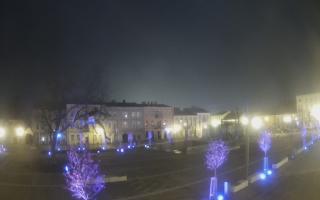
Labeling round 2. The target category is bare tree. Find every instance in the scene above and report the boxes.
[32,67,109,152]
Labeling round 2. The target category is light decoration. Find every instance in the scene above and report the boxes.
[258,131,272,174]
[258,131,272,155]
[301,127,307,149]
[259,173,266,180]
[147,131,153,145]
[0,144,6,153]
[205,140,229,199]
[217,194,224,200]
[128,133,133,146]
[57,133,62,139]
[64,149,105,200]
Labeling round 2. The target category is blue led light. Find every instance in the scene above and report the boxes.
[48,151,52,156]
[57,147,61,151]
[304,146,307,150]
[260,173,266,180]
[57,133,62,139]
[97,150,100,154]
[120,148,124,153]
[267,170,272,175]
[217,194,224,200]
[116,148,119,152]
[64,165,69,173]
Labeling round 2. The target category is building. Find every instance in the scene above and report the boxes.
[173,107,210,139]
[54,101,174,149]
[259,113,298,132]
[0,119,34,146]
[296,92,320,128]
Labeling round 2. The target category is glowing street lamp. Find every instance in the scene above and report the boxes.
[251,117,263,130]
[240,116,249,126]
[0,128,6,138]
[15,127,24,137]
[283,115,292,124]
[241,115,263,179]
[211,119,221,128]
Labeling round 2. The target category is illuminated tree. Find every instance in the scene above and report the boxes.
[258,131,272,156]
[205,140,229,199]
[205,140,229,176]
[64,150,105,200]
[258,131,272,172]
[301,126,307,148]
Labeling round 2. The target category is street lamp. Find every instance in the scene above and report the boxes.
[251,116,263,130]
[15,127,24,137]
[0,127,5,138]
[211,119,221,128]
[283,115,292,124]
[241,115,263,179]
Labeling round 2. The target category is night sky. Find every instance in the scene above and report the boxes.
[1,0,320,115]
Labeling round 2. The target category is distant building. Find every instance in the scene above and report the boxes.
[259,113,298,132]
[0,119,34,146]
[173,107,210,139]
[296,92,320,128]
[40,101,175,149]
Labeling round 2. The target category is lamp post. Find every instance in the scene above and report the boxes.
[240,116,263,179]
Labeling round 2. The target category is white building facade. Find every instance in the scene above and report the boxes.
[296,92,320,128]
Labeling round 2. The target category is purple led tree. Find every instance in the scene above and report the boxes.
[205,140,229,199]
[301,127,307,149]
[258,131,272,172]
[64,149,105,200]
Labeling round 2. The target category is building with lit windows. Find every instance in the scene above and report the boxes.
[173,107,210,139]
[64,101,174,148]
[296,92,320,128]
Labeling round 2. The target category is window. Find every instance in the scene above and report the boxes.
[71,135,75,142]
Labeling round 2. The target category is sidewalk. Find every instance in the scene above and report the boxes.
[234,143,320,200]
